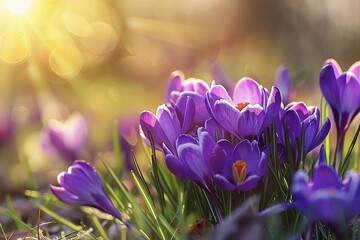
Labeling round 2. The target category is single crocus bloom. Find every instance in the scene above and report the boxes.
[274,65,295,105]
[259,146,360,238]
[213,139,267,191]
[319,59,360,139]
[165,71,211,126]
[41,112,88,163]
[140,103,194,154]
[206,78,281,140]
[279,102,330,167]
[291,147,360,235]
[50,160,130,227]
[163,128,225,192]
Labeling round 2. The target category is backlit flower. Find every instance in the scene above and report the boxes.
[279,102,330,166]
[319,59,360,138]
[140,103,193,153]
[292,147,360,232]
[163,128,225,192]
[213,139,267,191]
[274,65,295,105]
[206,78,281,140]
[165,71,210,126]
[50,160,129,226]
[41,112,88,163]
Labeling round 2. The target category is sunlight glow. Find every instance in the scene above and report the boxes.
[3,0,32,15]
[0,31,30,64]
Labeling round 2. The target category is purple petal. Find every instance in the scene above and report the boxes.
[237,107,265,139]
[312,165,342,190]
[165,155,189,179]
[165,71,184,101]
[324,59,342,78]
[175,95,195,131]
[235,175,261,191]
[91,193,122,220]
[50,186,83,206]
[233,140,261,174]
[309,118,331,151]
[139,110,168,150]
[214,174,237,191]
[319,64,340,110]
[233,78,262,105]
[349,61,360,79]
[213,100,241,138]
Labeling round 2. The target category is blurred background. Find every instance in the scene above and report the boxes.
[0,0,360,194]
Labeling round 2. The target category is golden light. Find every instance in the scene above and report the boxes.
[3,0,33,15]
[0,30,31,64]
[49,44,83,79]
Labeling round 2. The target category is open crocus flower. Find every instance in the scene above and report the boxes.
[50,160,130,227]
[206,78,281,140]
[165,71,211,126]
[319,59,360,139]
[291,147,360,234]
[213,139,267,191]
[41,112,88,163]
[140,103,194,154]
[163,128,225,192]
[279,102,330,167]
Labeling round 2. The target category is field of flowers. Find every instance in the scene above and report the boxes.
[0,1,359,240]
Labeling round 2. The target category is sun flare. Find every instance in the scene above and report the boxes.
[3,0,32,15]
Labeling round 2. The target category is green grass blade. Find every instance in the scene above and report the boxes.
[132,170,166,240]
[35,203,83,232]
[113,121,123,174]
[339,124,360,177]
[6,210,32,231]
[89,214,110,240]
[5,195,31,231]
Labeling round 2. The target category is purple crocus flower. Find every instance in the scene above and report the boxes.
[280,102,330,166]
[165,71,210,126]
[41,112,88,163]
[274,65,295,105]
[206,78,281,140]
[165,71,209,103]
[259,146,360,237]
[210,61,234,95]
[0,111,13,145]
[140,103,194,154]
[291,147,360,234]
[163,128,225,192]
[213,139,267,191]
[118,117,139,172]
[319,59,360,139]
[50,160,130,227]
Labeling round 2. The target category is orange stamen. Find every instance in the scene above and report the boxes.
[236,102,250,111]
[232,160,247,183]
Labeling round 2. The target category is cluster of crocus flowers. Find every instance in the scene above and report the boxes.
[49,59,360,238]
[139,70,330,200]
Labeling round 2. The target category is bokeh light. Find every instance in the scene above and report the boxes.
[3,0,32,15]
[0,30,30,64]
[49,44,83,79]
